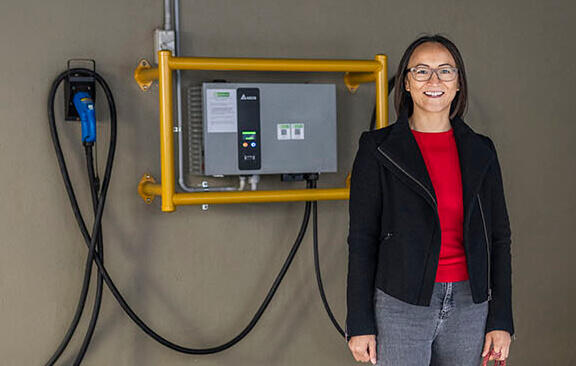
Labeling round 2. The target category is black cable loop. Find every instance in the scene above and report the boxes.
[46,69,115,365]
[47,68,315,359]
[47,68,396,363]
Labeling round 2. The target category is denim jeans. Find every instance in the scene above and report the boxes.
[374,280,489,366]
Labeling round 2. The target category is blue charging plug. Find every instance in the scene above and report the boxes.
[73,92,96,144]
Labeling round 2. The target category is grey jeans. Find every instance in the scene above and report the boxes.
[374,280,488,366]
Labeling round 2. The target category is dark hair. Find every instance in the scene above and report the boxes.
[393,34,468,119]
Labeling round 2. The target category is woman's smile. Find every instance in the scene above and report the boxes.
[423,91,445,98]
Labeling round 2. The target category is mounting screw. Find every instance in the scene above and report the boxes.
[201,204,209,211]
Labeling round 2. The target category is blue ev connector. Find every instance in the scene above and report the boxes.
[73,92,96,144]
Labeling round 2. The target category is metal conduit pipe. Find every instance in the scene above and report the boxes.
[164,0,172,30]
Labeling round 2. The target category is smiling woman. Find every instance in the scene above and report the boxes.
[346,34,513,366]
[402,42,462,130]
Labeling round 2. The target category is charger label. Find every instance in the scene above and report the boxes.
[206,89,237,133]
[277,123,291,140]
[277,123,305,140]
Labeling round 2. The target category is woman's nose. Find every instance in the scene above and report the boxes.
[428,71,442,84]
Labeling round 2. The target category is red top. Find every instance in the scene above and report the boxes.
[411,127,469,282]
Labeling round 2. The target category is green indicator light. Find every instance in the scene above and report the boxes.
[215,92,230,97]
[294,123,304,128]
[244,136,255,140]
[242,131,256,135]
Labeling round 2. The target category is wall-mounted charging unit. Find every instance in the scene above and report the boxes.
[186,83,338,176]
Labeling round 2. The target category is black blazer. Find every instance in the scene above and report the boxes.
[345,113,514,340]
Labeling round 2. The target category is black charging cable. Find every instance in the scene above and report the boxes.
[46,69,115,366]
[310,179,346,337]
[312,75,396,339]
[369,75,396,131]
[72,145,104,365]
[47,67,318,362]
[47,68,396,363]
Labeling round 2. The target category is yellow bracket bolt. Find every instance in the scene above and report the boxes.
[344,71,377,94]
[134,59,155,91]
[138,174,157,204]
[344,72,360,94]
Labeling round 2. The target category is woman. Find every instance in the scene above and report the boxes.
[345,34,514,365]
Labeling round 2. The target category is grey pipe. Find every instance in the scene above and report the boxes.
[164,0,172,30]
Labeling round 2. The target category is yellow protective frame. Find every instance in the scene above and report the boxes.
[135,50,388,211]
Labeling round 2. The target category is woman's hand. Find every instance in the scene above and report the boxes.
[482,330,511,362]
[348,334,377,364]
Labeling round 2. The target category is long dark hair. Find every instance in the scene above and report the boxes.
[393,34,468,119]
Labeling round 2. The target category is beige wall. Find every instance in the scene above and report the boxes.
[1,0,574,364]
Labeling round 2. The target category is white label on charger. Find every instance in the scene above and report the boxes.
[277,123,291,140]
[291,123,305,140]
[206,89,237,133]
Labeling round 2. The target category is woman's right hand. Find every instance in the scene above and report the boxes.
[348,334,377,364]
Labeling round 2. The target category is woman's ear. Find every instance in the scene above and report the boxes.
[404,77,410,92]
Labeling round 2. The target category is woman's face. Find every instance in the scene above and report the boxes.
[404,42,460,117]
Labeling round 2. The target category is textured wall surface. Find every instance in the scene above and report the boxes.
[0,0,574,364]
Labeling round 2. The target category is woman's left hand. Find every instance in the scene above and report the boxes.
[482,330,511,362]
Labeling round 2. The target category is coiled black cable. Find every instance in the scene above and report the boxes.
[47,67,317,361]
[47,67,395,363]
[72,145,104,365]
[311,181,346,337]
[46,69,116,365]
[369,76,396,131]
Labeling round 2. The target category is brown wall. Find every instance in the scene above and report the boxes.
[0,0,574,364]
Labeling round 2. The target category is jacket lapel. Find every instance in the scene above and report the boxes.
[376,113,437,204]
[375,113,495,221]
[451,115,495,221]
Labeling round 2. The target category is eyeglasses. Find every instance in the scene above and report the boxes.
[406,66,459,82]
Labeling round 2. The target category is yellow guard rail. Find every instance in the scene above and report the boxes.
[135,50,388,211]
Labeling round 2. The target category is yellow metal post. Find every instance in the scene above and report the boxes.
[168,57,380,72]
[158,50,176,212]
[374,54,388,129]
[172,188,349,205]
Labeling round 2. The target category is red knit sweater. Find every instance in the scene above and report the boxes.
[411,127,469,282]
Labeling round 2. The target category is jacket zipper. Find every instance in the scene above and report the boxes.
[477,193,493,301]
[376,147,437,207]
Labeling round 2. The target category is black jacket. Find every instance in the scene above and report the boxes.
[345,113,514,340]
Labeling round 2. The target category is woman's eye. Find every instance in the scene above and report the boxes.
[416,69,430,75]
[439,69,452,74]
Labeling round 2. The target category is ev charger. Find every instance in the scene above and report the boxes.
[187,83,338,176]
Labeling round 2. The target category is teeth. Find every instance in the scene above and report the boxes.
[424,91,444,96]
